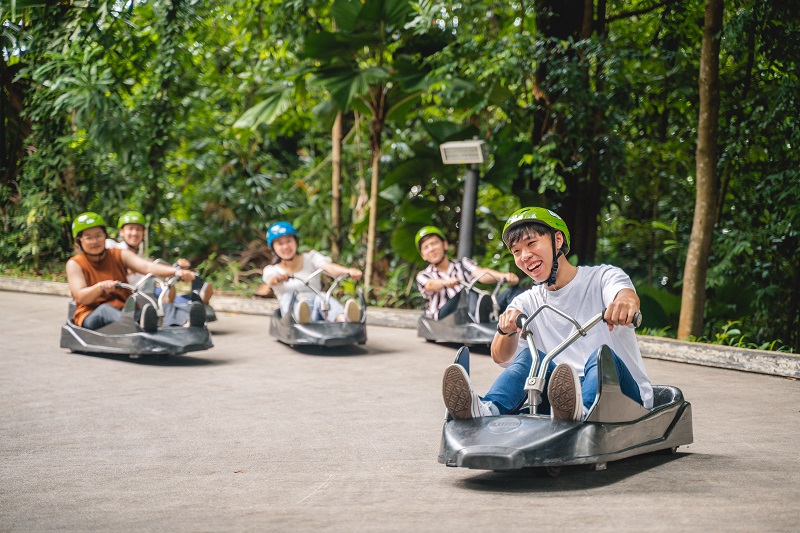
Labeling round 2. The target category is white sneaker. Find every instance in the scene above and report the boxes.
[295,300,311,324]
[548,363,583,421]
[344,298,360,322]
[443,364,496,419]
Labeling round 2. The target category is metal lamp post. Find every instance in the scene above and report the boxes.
[439,140,489,259]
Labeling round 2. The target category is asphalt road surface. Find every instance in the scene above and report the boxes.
[1,291,798,531]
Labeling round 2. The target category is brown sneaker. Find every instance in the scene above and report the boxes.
[548,363,583,421]
[442,364,483,419]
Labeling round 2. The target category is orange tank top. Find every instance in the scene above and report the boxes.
[69,248,132,326]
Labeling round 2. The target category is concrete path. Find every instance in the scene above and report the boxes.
[1,291,799,531]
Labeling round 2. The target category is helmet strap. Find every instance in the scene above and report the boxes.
[545,232,564,287]
[530,231,561,287]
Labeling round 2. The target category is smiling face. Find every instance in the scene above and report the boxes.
[271,235,298,261]
[509,229,563,284]
[77,226,108,255]
[419,235,448,265]
[119,223,145,249]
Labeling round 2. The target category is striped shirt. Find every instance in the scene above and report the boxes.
[416,257,479,319]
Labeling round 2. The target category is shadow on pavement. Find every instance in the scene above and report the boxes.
[422,341,493,356]
[68,351,224,366]
[454,451,690,492]
[288,344,378,357]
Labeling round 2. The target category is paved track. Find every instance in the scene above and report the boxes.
[1,291,798,531]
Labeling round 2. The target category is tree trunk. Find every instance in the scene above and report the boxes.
[364,144,381,293]
[678,0,723,340]
[363,84,386,294]
[331,112,342,260]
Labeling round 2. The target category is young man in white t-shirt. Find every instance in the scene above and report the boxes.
[441,207,652,421]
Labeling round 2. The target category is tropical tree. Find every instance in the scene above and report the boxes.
[678,0,723,339]
[301,0,435,291]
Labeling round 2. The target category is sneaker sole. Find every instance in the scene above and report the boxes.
[442,365,479,419]
[140,305,158,333]
[189,303,206,328]
[344,300,360,322]
[296,301,311,324]
[549,364,582,421]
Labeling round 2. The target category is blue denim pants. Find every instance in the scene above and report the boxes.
[482,347,643,415]
[81,302,189,330]
[279,293,344,322]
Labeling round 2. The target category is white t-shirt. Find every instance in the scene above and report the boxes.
[105,238,144,286]
[262,251,331,299]
[507,265,653,409]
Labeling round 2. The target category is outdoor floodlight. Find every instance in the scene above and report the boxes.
[439,140,489,165]
[438,140,490,259]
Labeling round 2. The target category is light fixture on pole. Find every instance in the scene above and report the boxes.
[439,140,489,259]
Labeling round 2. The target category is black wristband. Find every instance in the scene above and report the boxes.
[496,324,517,337]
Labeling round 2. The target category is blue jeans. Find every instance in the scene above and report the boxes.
[81,302,189,330]
[279,293,344,322]
[437,286,526,320]
[482,347,643,415]
[82,303,125,330]
[154,276,205,305]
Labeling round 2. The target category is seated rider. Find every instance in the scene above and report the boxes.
[414,226,523,322]
[106,210,213,305]
[68,212,205,331]
[442,207,653,421]
[261,221,362,323]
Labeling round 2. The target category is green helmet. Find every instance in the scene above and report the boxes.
[502,207,571,254]
[117,211,146,229]
[71,212,108,239]
[415,226,446,251]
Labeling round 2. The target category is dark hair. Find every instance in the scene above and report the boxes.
[269,235,298,265]
[503,221,551,247]
[504,222,567,255]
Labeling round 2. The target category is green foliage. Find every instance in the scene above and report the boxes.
[691,320,794,353]
[2,0,798,353]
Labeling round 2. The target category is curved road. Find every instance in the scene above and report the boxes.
[1,291,798,531]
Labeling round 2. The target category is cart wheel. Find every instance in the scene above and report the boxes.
[544,466,561,478]
[663,446,679,455]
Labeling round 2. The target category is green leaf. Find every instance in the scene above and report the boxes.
[233,85,295,131]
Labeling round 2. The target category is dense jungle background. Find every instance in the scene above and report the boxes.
[1,0,798,351]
